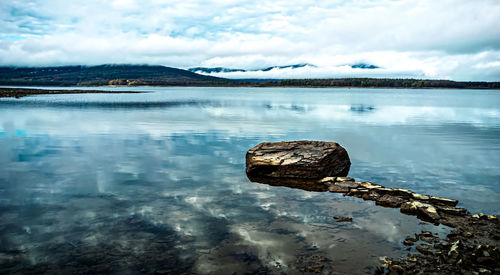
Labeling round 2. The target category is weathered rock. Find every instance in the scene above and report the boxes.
[400,201,441,221]
[421,235,438,244]
[403,239,414,246]
[335,177,355,182]
[321,178,360,192]
[420,231,433,237]
[246,141,350,180]
[448,240,460,259]
[318,177,336,184]
[390,188,414,198]
[373,187,395,195]
[429,196,458,207]
[328,185,349,193]
[358,181,384,190]
[348,189,369,198]
[412,193,430,201]
[372,187,413,198]
[437,206,467,216]
[375,194,405,208]
[362,191,380,201]
[336,181,360,189]
[403,236,416,246]
[485,215,498,220]
[416,244,434,255]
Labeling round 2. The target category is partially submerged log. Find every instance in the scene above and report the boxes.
[246,140,351,180]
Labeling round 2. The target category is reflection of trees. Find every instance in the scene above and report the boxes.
[263,104,308,112]
[350,104,375,113]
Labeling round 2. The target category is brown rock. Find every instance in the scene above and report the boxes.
[437,206,467,216]
[336,181,360,189]
[403,238,414,246]
[421,236,437,244]
[358,181,384,189]
[366,191,381,200]
[401,201,441,221]
[376,194,405,208]
[349,189,369,198]
[420,231,433,237]
[390,188,414,198]
[335,176,355,182]
[328,185,349,193]
[246,141,350,180]
[429,196,458,207]
[416,244,434,254]
[373,187,395,195]
[412,193,430,201]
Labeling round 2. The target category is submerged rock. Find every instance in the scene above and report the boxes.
[333,216,353,222]
[246,141,351,180]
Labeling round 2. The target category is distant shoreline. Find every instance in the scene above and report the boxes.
[0,87,143,98]
[1,65,499,89]
[1,86,500,99]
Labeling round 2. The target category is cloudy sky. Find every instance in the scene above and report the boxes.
[1,0,499,80]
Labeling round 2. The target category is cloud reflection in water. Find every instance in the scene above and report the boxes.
[0,87,499,273]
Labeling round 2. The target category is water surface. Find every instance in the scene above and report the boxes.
[0,87,499,273]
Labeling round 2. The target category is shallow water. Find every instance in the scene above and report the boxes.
[0,87,499,273]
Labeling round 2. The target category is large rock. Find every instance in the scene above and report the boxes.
[246,140,351,180]
[400,200,441,222]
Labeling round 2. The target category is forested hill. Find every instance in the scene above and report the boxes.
[259,78,500,89]
[0,65,232,86]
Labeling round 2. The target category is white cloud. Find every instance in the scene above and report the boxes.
[0,0,499,80]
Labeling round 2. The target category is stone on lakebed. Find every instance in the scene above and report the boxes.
[246,140,351,180]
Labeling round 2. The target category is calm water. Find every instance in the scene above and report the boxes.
[0,87,499,274]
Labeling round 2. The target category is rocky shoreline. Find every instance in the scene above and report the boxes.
[0,87,142,98]
[248,175,499,274]
[320,176,499,274]
[246,141,499,274]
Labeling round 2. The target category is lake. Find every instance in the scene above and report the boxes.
[0,87,499,274]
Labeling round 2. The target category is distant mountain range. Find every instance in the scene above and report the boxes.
[189,63,380,74]
[0,64,498,89]
[188,67,247,74]
[351,63,379,69]
[188,63,316,74]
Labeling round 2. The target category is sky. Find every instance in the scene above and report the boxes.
[0,0,499,80]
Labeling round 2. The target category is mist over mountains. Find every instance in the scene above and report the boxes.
[0,64,498,89]
[188,63,316,74]
[189,63,383,79]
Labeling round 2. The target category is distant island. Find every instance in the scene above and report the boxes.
[1,64,499,89]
